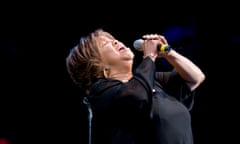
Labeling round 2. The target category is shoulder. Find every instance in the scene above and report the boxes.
[89,78,122,95]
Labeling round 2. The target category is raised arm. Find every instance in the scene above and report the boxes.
[161,49,205,91]
[141,34,205,91]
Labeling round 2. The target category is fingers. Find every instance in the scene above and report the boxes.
[142,34,159,40]
[142,34,168,45]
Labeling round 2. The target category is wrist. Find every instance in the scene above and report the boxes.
[158,44,172,54]
[143,53,157,61]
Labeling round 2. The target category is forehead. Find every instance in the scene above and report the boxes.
[97,31,115,41]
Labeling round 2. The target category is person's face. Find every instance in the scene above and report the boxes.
[97,34,134,66]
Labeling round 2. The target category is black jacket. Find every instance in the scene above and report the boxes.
[88,57,195,144]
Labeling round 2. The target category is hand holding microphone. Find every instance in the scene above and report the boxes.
[133,34,172,61]
[133,33,172,52]
[133,39,172,53]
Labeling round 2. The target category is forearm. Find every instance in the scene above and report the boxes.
[162,49,205,91]
[135,57,156,91]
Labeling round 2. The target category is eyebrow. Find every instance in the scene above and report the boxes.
[102,39,113,47]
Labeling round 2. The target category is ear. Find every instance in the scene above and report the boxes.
[103,68,109,78]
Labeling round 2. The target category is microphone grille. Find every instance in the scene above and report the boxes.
[133,39,144,51]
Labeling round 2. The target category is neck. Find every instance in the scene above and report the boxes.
[108,64,133,82]
[109,72,133,83]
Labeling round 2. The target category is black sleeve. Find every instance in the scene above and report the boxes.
[133,57,156,96]
[164,72,195,110]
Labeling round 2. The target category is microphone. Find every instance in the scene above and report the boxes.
[133,39,172,53]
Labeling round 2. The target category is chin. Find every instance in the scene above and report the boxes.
[128,54,135,60]
[129,52,135,59]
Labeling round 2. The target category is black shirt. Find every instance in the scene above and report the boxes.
[88,57,195,144]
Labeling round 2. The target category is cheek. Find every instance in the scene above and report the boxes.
[101,50,119,63]
[104,53,121,66]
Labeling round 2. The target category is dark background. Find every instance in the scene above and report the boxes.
[0,2,239,144]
